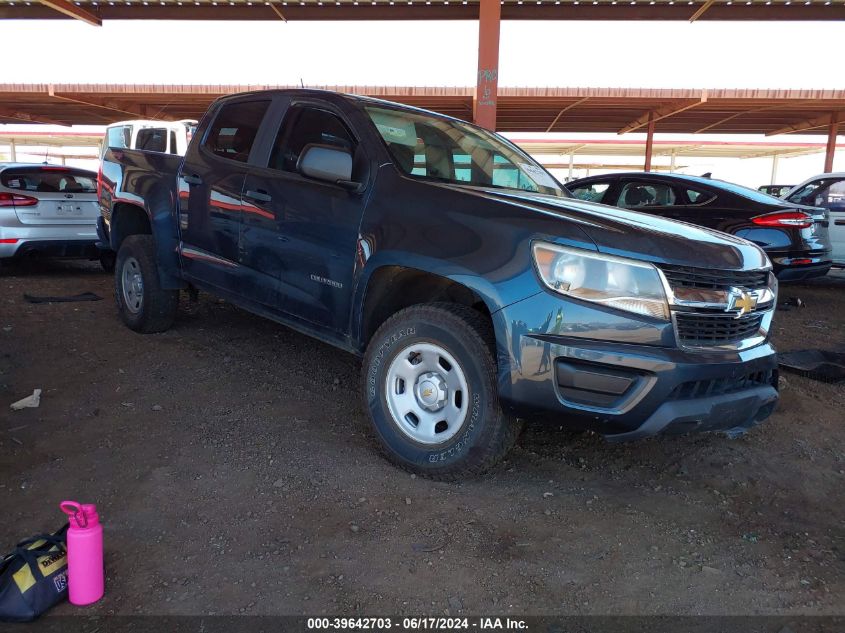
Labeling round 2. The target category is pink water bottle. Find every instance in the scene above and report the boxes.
[59,501,104,606]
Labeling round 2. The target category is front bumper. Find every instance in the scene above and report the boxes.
[494,291,779,440]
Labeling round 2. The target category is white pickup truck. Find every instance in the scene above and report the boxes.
[100,119,197,158]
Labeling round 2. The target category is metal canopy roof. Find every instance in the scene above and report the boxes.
[4,0,845,22]
[1,84,844,136]
[513,138,845,159]
[4,131,839,160]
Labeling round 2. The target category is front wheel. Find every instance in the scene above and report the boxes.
[362,303,522,480]
[115,235,178,333]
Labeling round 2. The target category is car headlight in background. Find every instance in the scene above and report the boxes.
[532,242,670,320]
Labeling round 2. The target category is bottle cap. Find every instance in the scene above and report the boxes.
[60,500,99,528]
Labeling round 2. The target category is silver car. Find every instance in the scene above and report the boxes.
[0,163,110,269]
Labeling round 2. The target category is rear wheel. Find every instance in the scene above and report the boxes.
[115,235,178,333]
[362,303,522,480]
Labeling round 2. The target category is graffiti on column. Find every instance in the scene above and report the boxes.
[477,68,498,107]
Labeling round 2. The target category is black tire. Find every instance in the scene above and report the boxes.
[99,250,116,273]
[114,235,178,333]
[361,302,522,480]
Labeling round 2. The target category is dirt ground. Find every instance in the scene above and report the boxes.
[1,259,843,618]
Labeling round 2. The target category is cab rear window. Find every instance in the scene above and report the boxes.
[1,168,97,194]
[136,128,168,153]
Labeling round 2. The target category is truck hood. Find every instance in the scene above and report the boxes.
[450,185,770,271]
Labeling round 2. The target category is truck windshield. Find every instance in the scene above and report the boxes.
[365,106,566,197]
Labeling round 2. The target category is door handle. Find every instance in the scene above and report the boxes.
[245,189,272,203]
[183,174,203,186]
[835,219,845,226]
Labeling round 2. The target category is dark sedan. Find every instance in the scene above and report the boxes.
[567,172,832,281]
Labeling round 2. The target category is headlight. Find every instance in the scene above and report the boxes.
[532,242,670,320]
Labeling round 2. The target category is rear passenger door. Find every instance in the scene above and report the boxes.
[240,101,369,334]
[178,97,274,292]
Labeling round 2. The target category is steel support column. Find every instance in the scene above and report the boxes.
[644,112,655,172]
[770,154,779,185]
[568,151,575,180]
[474,0,501,131]
[9,139,16,162]
[824,112,840,173]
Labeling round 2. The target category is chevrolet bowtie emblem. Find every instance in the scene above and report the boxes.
[422,389,433,397]
[728,289,758,317]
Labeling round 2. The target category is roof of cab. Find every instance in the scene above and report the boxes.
[213,88,469,124]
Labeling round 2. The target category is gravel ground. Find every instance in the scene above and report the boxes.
[1,259,843,618]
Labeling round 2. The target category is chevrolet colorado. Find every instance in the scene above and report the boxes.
[98,89,780,479]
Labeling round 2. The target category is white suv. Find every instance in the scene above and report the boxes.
[784,173,845,267]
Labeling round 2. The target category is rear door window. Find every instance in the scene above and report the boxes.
[204,100,271,163]
[569,182,610,202]
[136,128,168,153]
[685,188,716,205]
[1,168,97,194]
[616,182,677,208]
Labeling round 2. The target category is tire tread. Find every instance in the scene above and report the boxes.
[116,235,178,334]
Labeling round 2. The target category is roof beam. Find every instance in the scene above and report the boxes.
[689,0,716,22]
[545,97,590,133]
[697,99,820,134]
[739,148,824,159]
[767,111,845,136]
[37,0,101,25]
[0,106,67,126]
[47,85,175,121]
[618,94,707,134]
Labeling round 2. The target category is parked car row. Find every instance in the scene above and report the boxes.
[567,172,835,281]
[0,119,198,270]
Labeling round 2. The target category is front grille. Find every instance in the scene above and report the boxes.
[675,311,765,346]
[668,369,776,400]
[659,264,770,291]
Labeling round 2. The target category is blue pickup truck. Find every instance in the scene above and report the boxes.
[98,89,780,479]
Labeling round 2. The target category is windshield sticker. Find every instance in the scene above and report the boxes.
[369,110,418,147]
[519,163,559,189]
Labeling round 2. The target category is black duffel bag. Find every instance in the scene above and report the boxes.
[0,524,69,622]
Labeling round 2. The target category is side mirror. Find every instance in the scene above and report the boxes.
[297,144,361,191]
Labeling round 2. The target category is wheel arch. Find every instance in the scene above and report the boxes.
[109,201,185,290]
[353,263,501,353]
[109,202,151,252]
